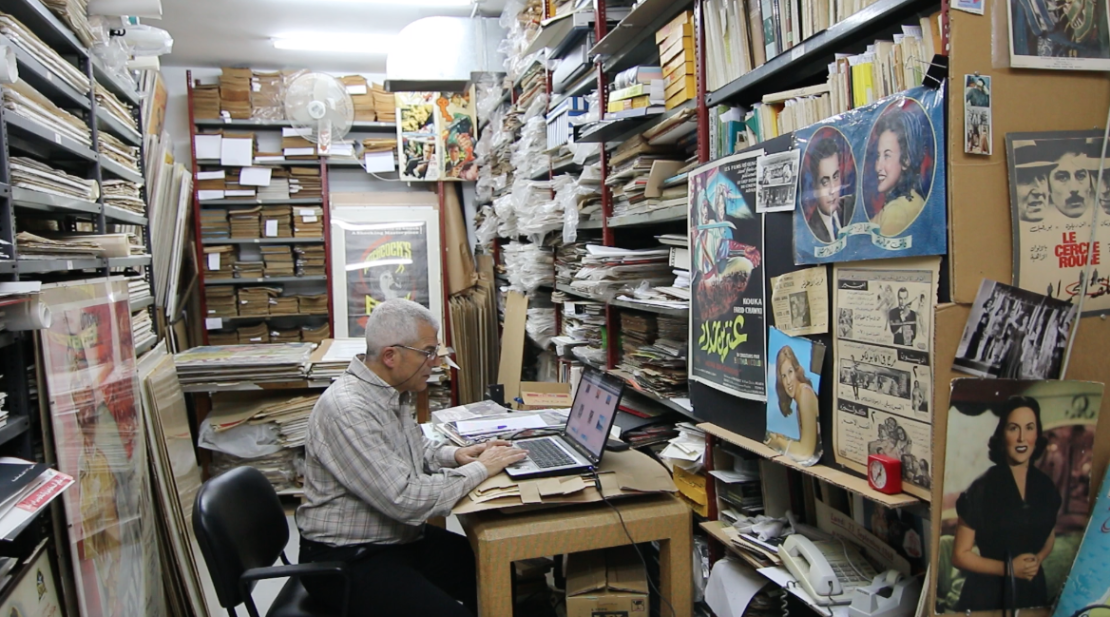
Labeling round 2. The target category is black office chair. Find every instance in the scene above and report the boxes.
[193,466,350,617]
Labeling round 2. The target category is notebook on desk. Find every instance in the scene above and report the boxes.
[506,368,625,480]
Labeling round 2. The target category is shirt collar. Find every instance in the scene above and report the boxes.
[345,355,409,406]
[817,209,836,236]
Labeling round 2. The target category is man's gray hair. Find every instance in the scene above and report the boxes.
[364,299,439,361]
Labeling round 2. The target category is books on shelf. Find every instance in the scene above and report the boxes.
[200,209,231,241]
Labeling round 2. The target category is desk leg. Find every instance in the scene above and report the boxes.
[476,554,514,617]
[658,535,693,617]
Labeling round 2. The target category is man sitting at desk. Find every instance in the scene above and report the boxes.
[296,299,526,617]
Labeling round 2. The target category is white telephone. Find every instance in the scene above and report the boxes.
[780,535,879,605]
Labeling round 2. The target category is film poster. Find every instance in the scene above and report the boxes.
[689,148,768,401]
[397,92,439,181]
[755,149,801,213]
[770,265,829,336]
[437,87,478,181]
[0,547,62,617]
[38,279,166,617]
[1008,0,1110,71]
[1007,130,1110,316]
[963,75,992,155]
[793,85,947,264]
[343,222,431,338]
[832,258,940,499]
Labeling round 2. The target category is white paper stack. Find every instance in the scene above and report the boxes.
[0,15,90,93]
[571,245,674,299]
[11,157,99,202]
[94,83,137,133]
[173,343,315,385]
[102,180,145,214]
[131,308,156,353]
[306,338,364,381]
[3,81,90,145]
[99,131,141,174]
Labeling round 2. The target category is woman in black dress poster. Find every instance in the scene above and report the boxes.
[952,396,1061,611]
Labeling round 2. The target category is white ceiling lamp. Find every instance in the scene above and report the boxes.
[272,33,396,54]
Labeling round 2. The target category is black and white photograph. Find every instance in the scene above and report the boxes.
[837,307,854,338]
[756,149,801,213]
[964,75,992,156]
[1008,0,1110,71]
[953,279,1076,380]
[788,291,811,329]
[867,415,932,489]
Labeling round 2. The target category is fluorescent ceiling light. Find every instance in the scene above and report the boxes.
[272,33,396,54]
[273,0,471,4]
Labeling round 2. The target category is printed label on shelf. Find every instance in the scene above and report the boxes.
[249,337,262,342]
[45,71,53,81]
[303,216,318,223]
[205,318,223,330]
[265,220,278,237]
[207,253,220,270]
[53,134,61,144]
[791,44,806,61]
[346,84,368,95]
[564,302,576,315]
[66,261,73,269]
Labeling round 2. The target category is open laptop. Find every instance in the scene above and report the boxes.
[505,368,626,480]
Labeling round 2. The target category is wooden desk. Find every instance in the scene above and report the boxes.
[460,494,692,617]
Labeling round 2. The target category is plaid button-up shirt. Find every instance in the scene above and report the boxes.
[296,357,488,546]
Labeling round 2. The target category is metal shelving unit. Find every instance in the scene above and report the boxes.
[608,297,689,318]
[203,275,328,286]
[607,205,687,228]
[200,198,323,206]
[194,118,395,132]
[201,237,325,245]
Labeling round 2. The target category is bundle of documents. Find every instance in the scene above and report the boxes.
[210,450,302,493]
[570,245,674,299]
[39,0,95,47]
[251,70,286,121]
[131,309,157,352]
[102,180,145,214]
[269,325,302,344]
[202,245,234,280]
[99,132,141,173]
[261,205,293,238]
[301,322,330,344]
[307,338,365,381]
[270,295,298,315]
[237,322,270,344]
[289,167,322,199]
[0,458,74,542]
[556,242,589,286]
[205,286,238,318]
[233,254,264,279]
[94,84,138,133]
[503,241,555,293]
[207,331,239,346]
[10,157,98,202]
[362,138,396,153]
[432,401,569,447]
[219,68,253,119]
[258,170,291,201]
[341,75,376,121]
[618,316,688,399]
[3,81,91,146]
[261,245,294,276]
[247,394,319,448]
[229,206,262,239]
[193,85,221,119]
[128,275,152,306]
[297,293,328,315]
[293,207,323,237]
[238,286,278,316]
[0,14,90,93]
[200,210,230,240]
[282,135,318,160]
[660,422,707,468]
[371,83,396,122]
[608,155,686,217]
[16,232,103,259]
[293,245,326,277]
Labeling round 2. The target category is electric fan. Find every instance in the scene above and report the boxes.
[284,73,354,156]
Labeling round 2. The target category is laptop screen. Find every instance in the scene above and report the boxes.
[564,369,625,460]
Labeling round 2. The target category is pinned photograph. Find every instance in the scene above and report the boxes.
[1007,130,1110,316]
[1008,0,1110,71]
[953,0,985,15]
[765,328,825,466]
[934,379,1103,614]
[770,266,829,337]
[963,75,992,155]
[954,279,1077,380]
[756,149,801,213]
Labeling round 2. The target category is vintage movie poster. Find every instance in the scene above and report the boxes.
[0,547,62,617]
[1052,461,1110,617]
[953,0,985,15]
[1007,130,1110,316]
[39,278,166,617]
[766,328,825,466]
[953,279,1077,379]
[770,266,829,336]
[756,149,801,213]
[935,379,1103,614]
[963,75,992,155]
[689,149,768,401]
[793,85,947,265]
[1008,0,1110,71]
[397,92,439,181]
[341,221,430,338]
[833,258,939,500]
[437,87,478,181]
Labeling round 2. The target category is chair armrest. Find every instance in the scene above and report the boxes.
[240,561,348,584]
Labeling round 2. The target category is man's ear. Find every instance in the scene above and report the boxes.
[380,346,397,369]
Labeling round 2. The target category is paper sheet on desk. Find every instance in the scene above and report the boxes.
[457,415,546,436]
[706,559,768,617]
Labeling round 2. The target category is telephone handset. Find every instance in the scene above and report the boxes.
[780,535,880,606]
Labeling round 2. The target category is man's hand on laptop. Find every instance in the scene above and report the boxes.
[454,440,512,465]
[476,443,528,476]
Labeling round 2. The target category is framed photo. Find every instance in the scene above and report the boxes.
[330,205,443,339]
[1008,0,1110,71]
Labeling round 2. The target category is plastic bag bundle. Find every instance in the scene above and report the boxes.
[526,307,557,348]
[510,116,550,180]
[498,0,543,81]
[210,449,304,493]
[512,181,563,240]
[475,206,500,248]
[571,244,674,299]
[474,72,507,125]
[503,241,555,292]
[493,193,519,238]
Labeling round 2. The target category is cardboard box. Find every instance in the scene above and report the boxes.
[664,67,694,90]
[519,381,572,410]
[665,89,694,111]
[655,9,692,42]
[660,35,694,65]
[665,75,696,101]
[656,21,694,46]
[565,546,649,617]
[673,465,708,505]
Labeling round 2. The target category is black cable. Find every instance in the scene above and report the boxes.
[590,469,677,617]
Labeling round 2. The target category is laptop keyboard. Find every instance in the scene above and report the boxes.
[518,439,577,469]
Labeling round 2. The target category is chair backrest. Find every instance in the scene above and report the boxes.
[193,466,291,609]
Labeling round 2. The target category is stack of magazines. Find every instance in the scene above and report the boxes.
[173,343,315,385]
[431,401,569,447]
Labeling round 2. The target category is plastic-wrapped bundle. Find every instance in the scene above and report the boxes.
[503,241,554,293]
[555,175,603,243]
[498,0,543,79]
[526,308,556,348]
[474,72,507,125]
[475,206,500,248]
[572,244,674,299]
[571,345,607,370]
[510,116,550,181]
[493,193,519,238]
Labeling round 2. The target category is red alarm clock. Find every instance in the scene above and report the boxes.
[867,454,902,494]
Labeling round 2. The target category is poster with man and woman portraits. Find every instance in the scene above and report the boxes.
[1007,130,1110,316]
[793,85,947,265]
[935,379,1104,614]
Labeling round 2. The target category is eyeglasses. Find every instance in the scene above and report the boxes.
[391,344,438,363]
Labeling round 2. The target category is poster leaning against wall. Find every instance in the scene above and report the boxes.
[39,277,166,617]
[330,203,443,339]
